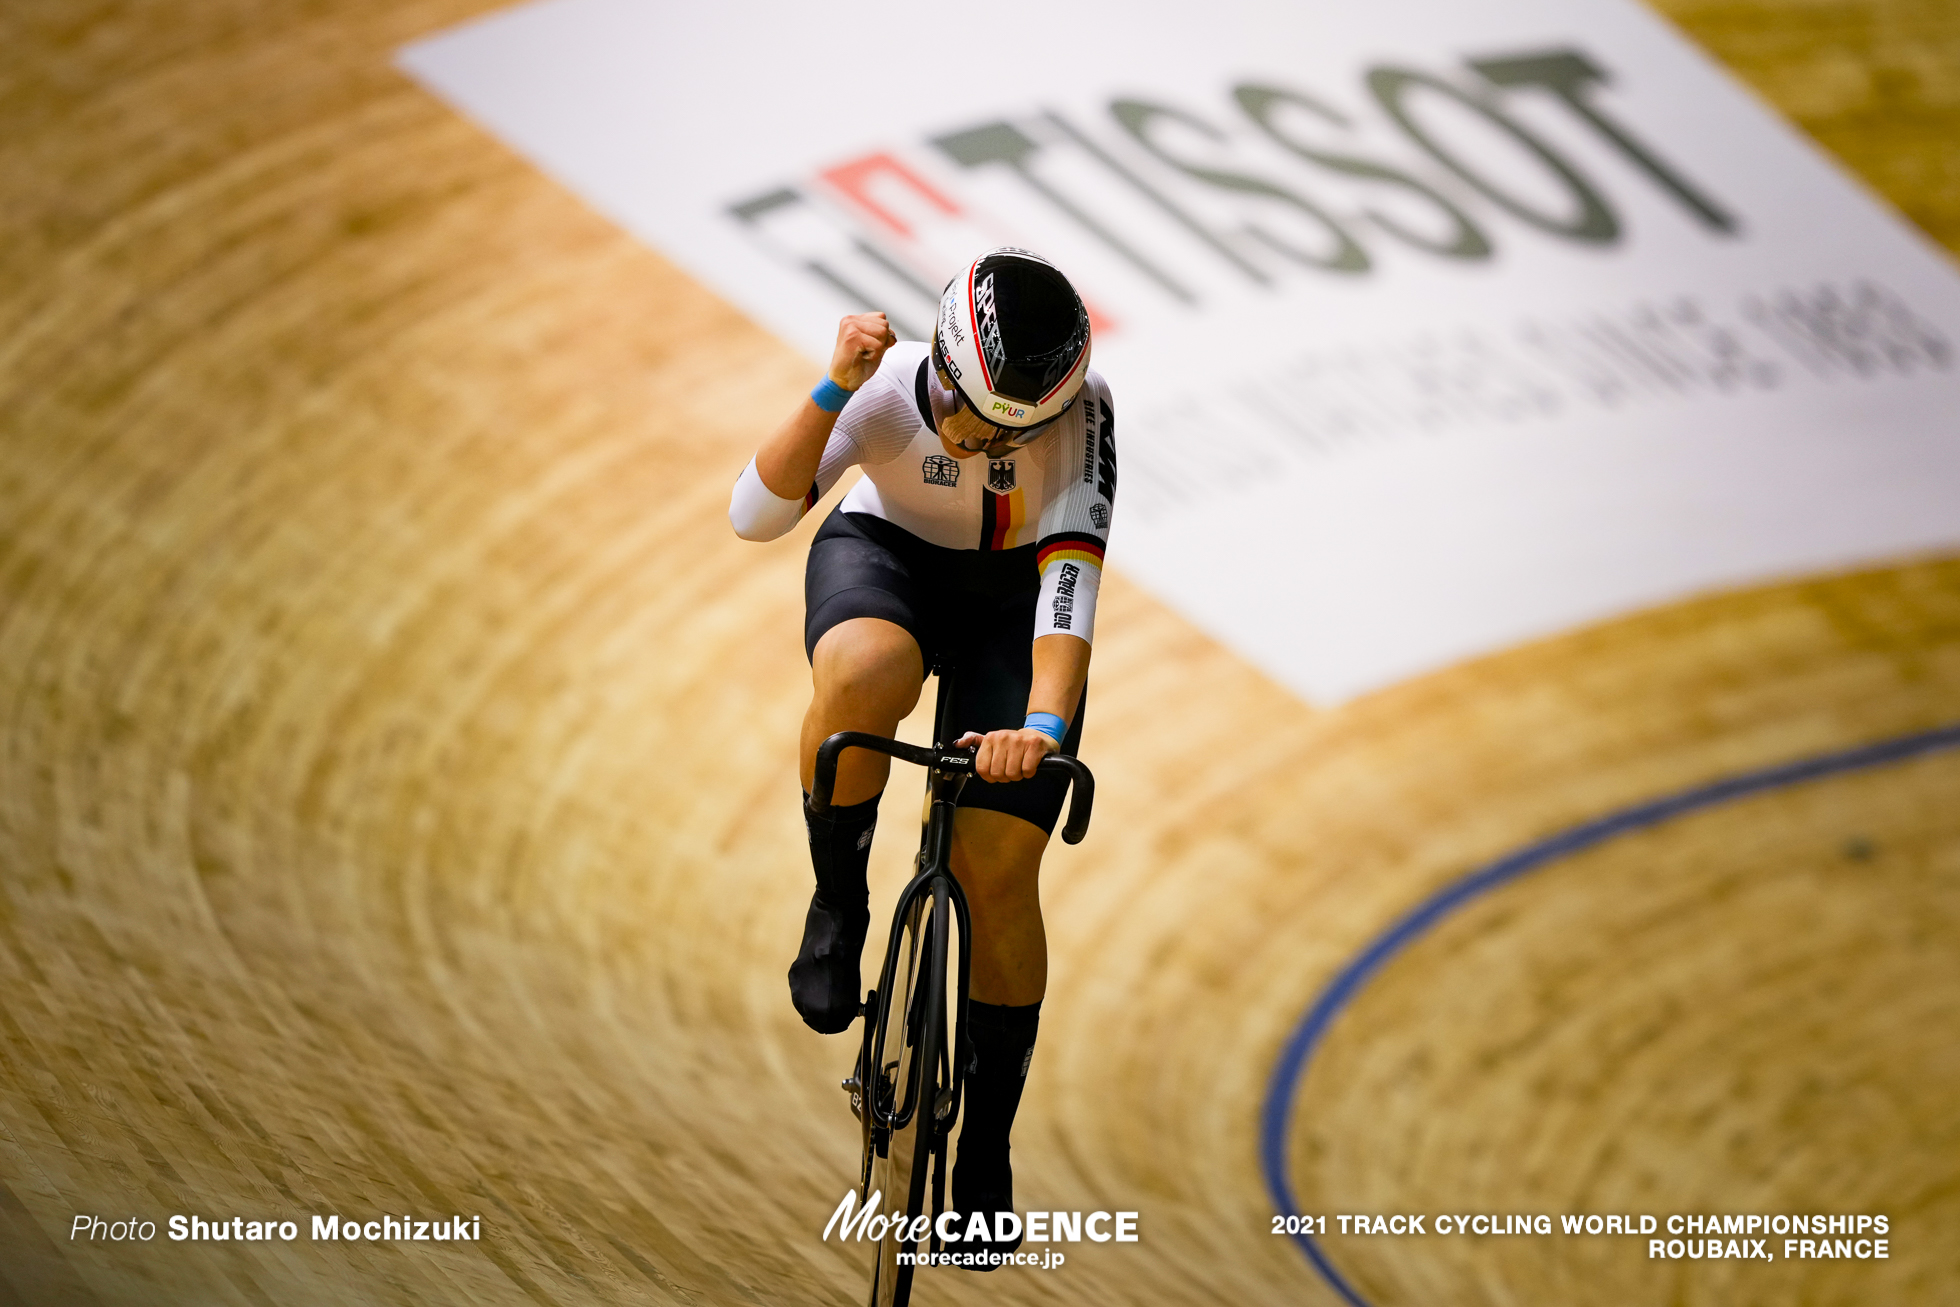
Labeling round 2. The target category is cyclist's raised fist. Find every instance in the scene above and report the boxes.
[828,312,897,392]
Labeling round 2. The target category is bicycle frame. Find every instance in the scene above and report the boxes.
[810,675,1095,1288]
[811,712,1093,1128]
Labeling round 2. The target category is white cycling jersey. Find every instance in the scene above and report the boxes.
[731,341,1115,643]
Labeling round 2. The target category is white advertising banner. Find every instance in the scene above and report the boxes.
[401,0,1960,703]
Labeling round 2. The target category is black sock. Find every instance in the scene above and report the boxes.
[955,999,1041,1201]
[802,791,879,917]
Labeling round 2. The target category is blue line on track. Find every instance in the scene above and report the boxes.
[1259,721,1960,1306]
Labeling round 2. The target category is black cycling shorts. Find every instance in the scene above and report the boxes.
[804,509,1086,834]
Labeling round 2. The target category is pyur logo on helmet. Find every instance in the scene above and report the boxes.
[933,247,1092,447]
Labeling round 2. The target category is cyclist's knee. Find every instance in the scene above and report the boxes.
[950,810,1047,896]
[812,618,923,719]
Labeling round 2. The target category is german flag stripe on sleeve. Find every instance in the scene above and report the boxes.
[804,481,820,511]
[1037,532,1105,571]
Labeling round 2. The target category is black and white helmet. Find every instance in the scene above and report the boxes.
[932,248,1091,446]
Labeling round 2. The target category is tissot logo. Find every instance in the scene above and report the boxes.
[404,0,1960,705]
[727,47,1739,341]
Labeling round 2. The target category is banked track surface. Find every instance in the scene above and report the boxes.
[2,2,1959,1304]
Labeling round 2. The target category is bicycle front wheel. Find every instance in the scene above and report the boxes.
[865,879,952,1307]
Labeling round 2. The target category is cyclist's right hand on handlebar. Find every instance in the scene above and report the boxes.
[956,728,1059,784]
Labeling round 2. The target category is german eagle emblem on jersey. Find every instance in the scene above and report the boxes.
[987,458,1017,493]
[922,454,959,487]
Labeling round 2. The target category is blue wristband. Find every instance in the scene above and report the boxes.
[811,376,852,413]
[1023,712,1066,746]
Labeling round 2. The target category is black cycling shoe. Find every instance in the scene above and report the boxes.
[787,892,869,1034]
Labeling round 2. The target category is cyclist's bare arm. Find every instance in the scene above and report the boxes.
[754,313,896,499]
[959,632,1090,784]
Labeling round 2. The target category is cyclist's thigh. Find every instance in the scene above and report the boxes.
[950,806,1051,881]
[947,591,1086,837]
[804,509,938,666]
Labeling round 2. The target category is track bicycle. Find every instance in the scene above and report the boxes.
[809,669,1093,1307]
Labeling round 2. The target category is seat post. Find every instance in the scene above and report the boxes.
[930,660,958,751]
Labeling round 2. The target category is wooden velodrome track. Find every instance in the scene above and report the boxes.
[2,2,1957,1304]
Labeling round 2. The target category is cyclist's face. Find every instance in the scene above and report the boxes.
[940,404,1015,457]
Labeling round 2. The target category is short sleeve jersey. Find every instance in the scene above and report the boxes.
[799,341,1115,643]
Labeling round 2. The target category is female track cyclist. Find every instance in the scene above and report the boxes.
[729,247,1115,1259]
